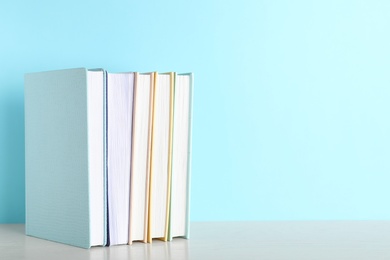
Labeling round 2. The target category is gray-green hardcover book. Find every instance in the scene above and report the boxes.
[25,68,106,248]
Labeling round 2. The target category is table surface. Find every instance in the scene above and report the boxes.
[2,221,390,260]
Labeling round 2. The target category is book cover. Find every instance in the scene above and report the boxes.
[25,68,106,248]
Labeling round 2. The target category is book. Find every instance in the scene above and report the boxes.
[25,67,193,248]
[169,73,193,240]
[147,72,174,242]
[106,72,134,245]
[25,68,106,248]
[128,72,154,244]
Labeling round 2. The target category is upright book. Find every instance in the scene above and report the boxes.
[106,72,134,245]
[128,72,154,244]
[25,68,106,248]
[25,67,193,248]
[147,72,174,242]
[169,73,193,240]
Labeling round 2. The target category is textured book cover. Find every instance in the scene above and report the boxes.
[25,68,105,248]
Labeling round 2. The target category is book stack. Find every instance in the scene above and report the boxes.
[24,68,193,248]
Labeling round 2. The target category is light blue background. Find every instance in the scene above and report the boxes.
[1,0,390,223]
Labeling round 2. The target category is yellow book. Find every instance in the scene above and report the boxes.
[147,72,175,243]
[128,72,155,244]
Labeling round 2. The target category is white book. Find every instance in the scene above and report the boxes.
[169,73,193,240]
[148,72,174,242]
[128,72,154,244]
[107,72,134,245]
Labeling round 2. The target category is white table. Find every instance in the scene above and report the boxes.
[2,221,390,259]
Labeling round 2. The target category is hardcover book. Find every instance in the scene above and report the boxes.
[25,68,193,248]
[169,73,193,240]
[25,68,106,248]
[147,72,174,242]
